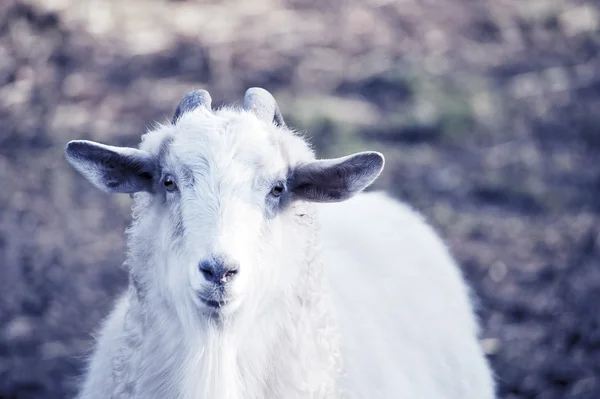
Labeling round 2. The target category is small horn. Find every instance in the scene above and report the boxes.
[172,89,212,124]
[243,87,285,127]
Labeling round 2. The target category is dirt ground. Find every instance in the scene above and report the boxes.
[1,0,599,398]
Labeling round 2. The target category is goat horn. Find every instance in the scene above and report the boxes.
[243,87,285,127]
[172,89,212,124]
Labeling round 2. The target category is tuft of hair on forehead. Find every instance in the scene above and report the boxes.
[138,104,316,170]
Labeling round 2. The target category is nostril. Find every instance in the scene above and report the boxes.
[198,261,214,280]
[224,269,238,278]
[200,268,214,278]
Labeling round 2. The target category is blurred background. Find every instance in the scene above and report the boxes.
[0,0,599,397]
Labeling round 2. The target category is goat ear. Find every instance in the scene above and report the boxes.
[65,140,157,194]
[290,151,384,203]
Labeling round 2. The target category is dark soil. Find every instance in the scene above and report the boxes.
[1,1,599,398]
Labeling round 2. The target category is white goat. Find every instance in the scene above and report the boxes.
[65,88,495,399]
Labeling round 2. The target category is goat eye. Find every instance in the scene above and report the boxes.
[270,183,284,198]
[163,175,177,192]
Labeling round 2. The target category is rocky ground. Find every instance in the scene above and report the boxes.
[0,0,599,397]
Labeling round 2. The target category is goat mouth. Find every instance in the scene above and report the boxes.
[198,296,228,309]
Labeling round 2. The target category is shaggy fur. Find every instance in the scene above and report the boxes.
[66,92,495,399]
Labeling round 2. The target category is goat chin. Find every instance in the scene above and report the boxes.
[318,191,496,399]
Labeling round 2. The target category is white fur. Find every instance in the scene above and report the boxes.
[319,192,496,398]
[73,106,495,399]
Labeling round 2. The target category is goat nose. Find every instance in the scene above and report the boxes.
[198,257,239,284]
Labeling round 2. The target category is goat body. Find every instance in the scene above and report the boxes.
[320,191,495,398]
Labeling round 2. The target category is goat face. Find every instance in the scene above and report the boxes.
[65,88,384,320]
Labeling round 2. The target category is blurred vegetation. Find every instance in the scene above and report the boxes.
[1,0,599,397]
